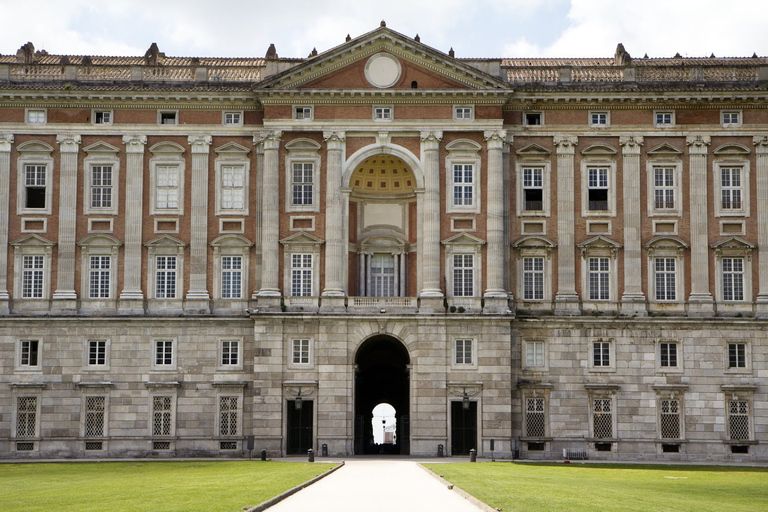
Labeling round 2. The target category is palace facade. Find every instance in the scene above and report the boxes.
[0,24,765,460]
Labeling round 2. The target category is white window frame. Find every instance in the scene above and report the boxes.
[645,237,687,308]
[578,237,621,307]
[453,106,474,121]
[524,111,544,126]
[452,338,477,368]
[151,338,177,371]
[281,233,322,298]
[12,235,54,302]
[16,142,54,216]
[289,338,313,367]
[721,110,742,127]
[451,253,476,298]
[714,160,750,218]
[725,341,751,374]
[289,254,314,297]
[85,339,110,370]
[589,110,610,127]
[92,109,113,125]
[16,339,42,371]
[83,150,120,216]
[222,110,243,126]
[158,110,178,125]
[582,165,615,215]
[149,143,186,216]
[517,162,551,217]
[145,236,186,304]
[373,105,393,121]
[20,254,46,299]
[443,234,484,300]
[219,339,243,370]
[646,160,683,218]
[654,110,675,127]
[211,235,252,303]
[25,108,47,124]
[445,140,482,214]
[657,340,683,373]
[285,139,321,213]
[78,235,121,304]
[590,340,614,371]
[294,106,313,121]
[587,256,611,301]
[523,340,548,372]
[213,142,250,216]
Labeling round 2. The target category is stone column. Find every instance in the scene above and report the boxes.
[0,134,13,314]
[686,135,714,315]
[322,131,346,298]
[754,135,768,316]
[257,131,282,298]
[52,134,81,312]
[119,134,147,313]
[484,130,509,308]
[619,135,646,313]
[502,133,513,299]
[185,135,212,312]
[252,138,264,297]
[553,135,580,314]
[419,131,443,299]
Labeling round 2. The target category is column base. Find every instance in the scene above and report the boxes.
[255,296,282,312]
[184,298,211,315]
[482,297,512,315]
[418,297,445,314]
[756,295,768,318]
[554,292,581,316]
[256,288,282,298]
[51,297,78,315]
[687,293,715,316]
[319,296,346,313]
[620,294,647,316]
[419,289,444,298]
[0,298,9,315]
[118,298,146,315]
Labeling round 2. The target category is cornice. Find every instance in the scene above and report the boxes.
[0,90,258,109]
[505,91,768,110]
[256,89,510,106]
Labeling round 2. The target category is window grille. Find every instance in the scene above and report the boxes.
[593,398,613,438]
[526,398,546,437]
[220,441,238,450]
[729,400,749,440]
[85,396,105,437]
[16,396,37,437]
[16,442,34,451]
[659,399,680,439]
[85,441,103,451]
[219,396,239,436]
[152,396,172,436]
[153,441,171,450]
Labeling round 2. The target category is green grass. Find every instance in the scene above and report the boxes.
[423,462,768,512]
[0,460,335,512]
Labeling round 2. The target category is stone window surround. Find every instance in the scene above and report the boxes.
[214,142,251,216]
[16,141,54,216]
[721,385,756,443]
[216,391,244,437]
[145,235,186,304]
[645,236,688,305]
[148,142,186,216]
[721,109,743,127]
[288,338,313,368]
[516,157,552,218]
[578,236,621,306]
[293,105,314,121]
[588,110,610,127]
[723,340,751,375]
[222,110,244,126]
[15,338,42,372]
[281,233,323,298]
[80,392,110,438]
[146,387,178,439]
[580,157,617,217]
[284,138,322,213]
[518,384,552,441]
[712,151,750,218]
[585,384,619,443]
[453,105,474,121]
[522,339,548,372]
[711,237,753,306]
[653,110,675,127]
[83,338,111,371]
[652,385,688,442]
[151,338,177,371]
[646,158,683,218]
[212,235,252,302]
[218,338,243,371]
[514,236,556,304]
[589,338,615,373]
[78,234,121,303]
[11,234,55,302]
[655,339,683,374]
[443,234,484,299]
[25,108,47,124]
[83,145,120,216]
[451,338,477,369]
[11,388,43,440]
[445,139,482,215]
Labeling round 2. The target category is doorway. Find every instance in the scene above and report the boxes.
[451,401,477,455]
[286,400,313,455]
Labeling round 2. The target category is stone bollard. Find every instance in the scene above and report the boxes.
[308,448,315,462]
[469,448,477,462]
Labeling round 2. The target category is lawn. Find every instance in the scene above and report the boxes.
[0,460,335,512]
[423,462,768,512]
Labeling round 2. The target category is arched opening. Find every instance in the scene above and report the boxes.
[354,335,410,454]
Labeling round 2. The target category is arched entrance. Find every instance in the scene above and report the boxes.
[354,335,410,454]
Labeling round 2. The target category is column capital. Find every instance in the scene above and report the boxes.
[420,130,443,146]
[187,134,212,153]
[619,135,644,154]
[553,135,578,154]
[259,130,282,150]
[484,129,507,149]
[323,131,346,150]
[686,135,711,154]
[753,134,768,154]
[0,133,13,152]
[56,134,81,153]
[122,134,147,153]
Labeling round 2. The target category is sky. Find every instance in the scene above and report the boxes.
[1,0,767,61]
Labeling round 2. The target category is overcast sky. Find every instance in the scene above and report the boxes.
[1,0,767,60]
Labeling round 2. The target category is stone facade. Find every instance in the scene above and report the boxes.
[0,25,765,460]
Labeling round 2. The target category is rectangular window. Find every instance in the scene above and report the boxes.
[593,341,610,367]
[155,165,180,210]
[20,340,39,367]
[88,340,107,366]
[292,339,310,365]
[660,342,678,368]
[223,111,242,125]
[294,106,313,120]
[729,400,749,440]
[84,396,105,437]
[291,163,314,206]
[587,167,609,211]
[152,396,173,436]
[221,340,239,366]
[26,109,46,124]
[24,164,47,209]
[592,398,613,438]
[90,165,113,209]
[290,254,313,297]
[720,168,743,210]
[455,339,473,365]
[655,112,673,125]
[525,341,544,368]
[452,254,474,297]
[452,164,474,207]
[370,254,396,297]
[660,399,681,439]
[722,257,744,301]
[159,111,177,125]
[221,256,243,299]
[374,107,392,120]
[454,107,473,120]
[220,165,245,210]
[522,257,544,300]
[219,396,239,436]
[21,255,44,298]
[722,111,740,125]
[154,340,174,366]
[588,257,610,300]
[89,256,111,299]
[16,397,37,437]
[525,112,542,126]
[653,167,675,210]
[522,167,543,211]
[590,112,608,125]
[94,110,112,125]
[654,257,676,301]
[155,256,177,299]
[526,397,546,437]
[728,342,746,368]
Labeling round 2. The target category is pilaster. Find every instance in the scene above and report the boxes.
[0,133,12,314]
[553,135,580,314]
[252,138,264,297]
[184,134,212,313]
[257,131,282,299]
[322,131,346,299]
[754,135,768,316]
[52,134,81,312]
[619,135,647,314]
[419,130,443,300]
[483,130,509,304]
[686,135,714,315]
[119,134,147,313]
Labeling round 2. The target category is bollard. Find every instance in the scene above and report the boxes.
[308,448,314,462]
[261,449,267,461]
[437,444,444,457]
[469,448,477,462]
[322,443,328,457]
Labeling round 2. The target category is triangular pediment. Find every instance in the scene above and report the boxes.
[280,232,324,246]
[710,236,755,250]
[442,233,486,246]
[214,142,250,156]
[83,141,120,154]
[256,25,511,93]
[577,236,622,250]
[516,143,551,157]
[647,143,683,156]
[11,234,55,247]
[144,235,186,248]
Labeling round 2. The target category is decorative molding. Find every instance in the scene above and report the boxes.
[753,134,768,154]
[187,134,212,153]
[420,130,443,144]
[553,135,578,153]
[0,133,14,152]
[686,135,711,154]
[122,134,147,153]
[619,135,644,154]
[56,134,81,153]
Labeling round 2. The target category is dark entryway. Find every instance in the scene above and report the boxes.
[451,401,477,455]
[354,335,410,454]
[286,400,313,454]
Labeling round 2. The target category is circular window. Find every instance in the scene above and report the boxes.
[364,53,402,88]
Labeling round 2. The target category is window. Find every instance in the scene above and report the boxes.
[660,342,678,368]
[446,139,482,214]
[285,138,321,213]
[525,112,543,126]
[721,110,741,126]
[722,257,744,301]
[155,256,177,299]
[88,340,107,366]
[454,106,473,120]
[88,256,111,299]
[24,164,47,209]
[654,257,677,301]
[592,398,613,438]
[373,106,392,120]
[655,111,674,126]
[525,341,545,368]
[155,165,180,210]
[587,167,609,211]
[221,340,239,366]
[152,396,173,436]
[93,110,112,125]
[220,165,245,211]
[455,339,473,365]
[84,396,105,437]
[158,111,178,125]
[452,254,474,297]
[720,167,743,211]
[659,399,681,439]
[223,111,242,125]
[291,254,313,297]
[653,167,676,210]
[17,141,54,215]
[88,165,113,210]
[19,340,40,368]
[522,256,545,300]
[525,398,546,437]
[154,340,174,367]
[292,163,314,206]
[728,342,746,369]
[593,341,610,367]
[16,397,38,438]
[21,255,45,298]
[219,396,239,436]
[452,164,474,207]
[588,257,610,300]
[522,167,544,212]
[291,339,310,365]
[728,400,750,440]
[294,106,313,120]
[220,256,243,299]
[590,111,609,126]
[26,109,46,124]
[370,254,396,297]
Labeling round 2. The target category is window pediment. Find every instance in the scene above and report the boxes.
[644,236,689,251]
[280,232,324,247]
[713,144,750,156]
[647,143,683,156]
[442,233,486,246]
[512,236,556,249]
[214,142,250,156]
[578,236,622,257]
[516,143,551,157]
[83,141,120,154]
[285,138,321,152]
[211,234,253,248]
[11,234,55,248]
[580,144,617,156]
[445,139,482,154]
[77,234,122,248]
[144,235,187,248]
[16,140,54,154]
[149,141,185,155]
[711,236,755,257]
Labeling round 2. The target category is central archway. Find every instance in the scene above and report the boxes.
[354,335,410,454]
